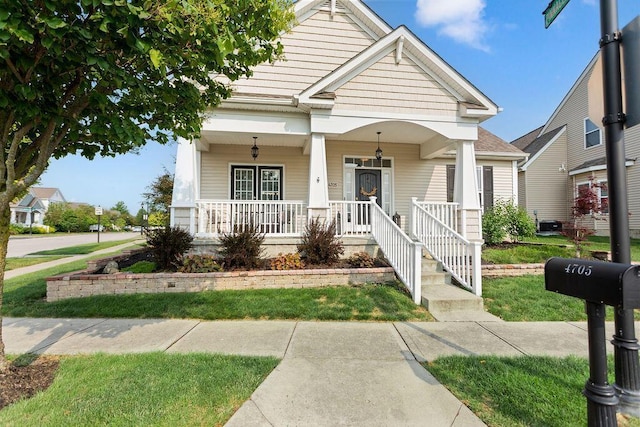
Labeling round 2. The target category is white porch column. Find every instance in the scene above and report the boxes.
[454,140,482,240]
[307,133,330,221]
[170,137,199,235]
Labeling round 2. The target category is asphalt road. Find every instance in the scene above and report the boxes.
[7,232,141,258]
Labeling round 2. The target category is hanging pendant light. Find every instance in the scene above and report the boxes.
[251,136,259,160]
[375,131,383,161]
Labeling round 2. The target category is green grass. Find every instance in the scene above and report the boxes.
[5,256,67,271]
[483,274,640,321]
[0,353,278,426]
[520,235,640,262]
[29,238,139,255]
[426,355,640,427]
[1,261,432,321]
[482,243,573,264]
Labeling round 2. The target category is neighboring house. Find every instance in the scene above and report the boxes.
[10,187,66,227]
[514,45,639,237]
[170,0,526,297]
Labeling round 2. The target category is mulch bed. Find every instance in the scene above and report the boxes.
[0,355,59,410]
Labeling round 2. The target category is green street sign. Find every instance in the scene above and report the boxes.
[543,0,571,28]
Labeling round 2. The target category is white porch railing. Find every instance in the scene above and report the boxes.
[329,201,372,236]
[370,197,422,304]
[411,198,482,296]
[414,201,459,231]
[196,200,306,237]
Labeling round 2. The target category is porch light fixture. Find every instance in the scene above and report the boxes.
[251,136,259,160]
[375,131,383,161]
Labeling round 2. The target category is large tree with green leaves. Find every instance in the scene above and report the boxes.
[0,0,294,371]
[144,169,174,226]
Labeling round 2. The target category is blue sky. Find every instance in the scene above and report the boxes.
[40,0,639,213]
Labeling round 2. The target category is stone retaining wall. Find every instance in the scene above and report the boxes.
[46,267,396,302]
[481,263,545,278]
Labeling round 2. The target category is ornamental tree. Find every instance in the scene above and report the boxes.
[0,0,294,371]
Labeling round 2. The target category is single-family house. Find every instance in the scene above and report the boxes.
[170,0,526,299]
[10,187,66,227]
[514,39,640,237]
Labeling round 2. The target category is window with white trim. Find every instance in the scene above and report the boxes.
[584,118,602,148]
[231,165,283,200]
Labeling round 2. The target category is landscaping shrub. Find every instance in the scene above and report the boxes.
[219,225,265,270]
[270,253,304,270]
[297,217,344,265]
[178,255,223,273]
[122,261,157,273]
[145,226,194,271]
[482,200,536,245]
[346,251,375,268]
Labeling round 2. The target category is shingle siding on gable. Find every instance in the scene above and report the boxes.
[333,52,458,116]
[229,10,375,97]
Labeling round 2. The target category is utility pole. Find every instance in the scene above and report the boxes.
[599,0,640,416]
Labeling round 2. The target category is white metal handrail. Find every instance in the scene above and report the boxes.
[411,198,482,296]
[329,201,372,236]
[370,197,422,304]
[196,200,306,237]
[414,201,459,232]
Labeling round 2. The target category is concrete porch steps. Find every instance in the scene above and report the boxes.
[420,258,502,322]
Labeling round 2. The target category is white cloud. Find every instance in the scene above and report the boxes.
[415,0,490,51]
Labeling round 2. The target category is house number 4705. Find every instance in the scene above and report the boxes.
[564,264,593,276]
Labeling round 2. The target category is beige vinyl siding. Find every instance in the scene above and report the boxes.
[546,68,606,171]
[518,171,527,210]
[479,160,515,203]
[334,53,458,116]
[625,125,640,236]
[229,10,375,97]
[199,145,309,200]
[523,132,569,222]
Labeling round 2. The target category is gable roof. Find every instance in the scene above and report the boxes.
[476,127,524,154]
[295,0,391,38]
[516,125,567,171]
[30,187,62,200]
[296,24,498,117]
[511,126,544,150]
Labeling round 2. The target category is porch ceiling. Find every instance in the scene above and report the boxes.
[198,132,307,148]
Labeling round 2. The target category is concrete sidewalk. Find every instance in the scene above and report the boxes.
[4,317,632,426]
[4,239,145,280]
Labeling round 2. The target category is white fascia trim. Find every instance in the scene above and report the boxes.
[540,53,599,136]
[569,160,635,176]
[520,125,566,172]
[296,0,391,39]
[401,35,497,113]
[475,153,530,161]
[324,108,470,123]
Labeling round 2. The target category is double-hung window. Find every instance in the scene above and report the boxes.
[584,118,602,148]
[231,166,283,200]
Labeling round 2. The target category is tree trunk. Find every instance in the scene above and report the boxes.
[0,203,12,373]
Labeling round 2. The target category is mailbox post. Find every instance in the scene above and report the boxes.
[545,257,640,426]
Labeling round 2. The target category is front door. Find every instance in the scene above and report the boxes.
[355,169,381,227]
[356,169,382,205]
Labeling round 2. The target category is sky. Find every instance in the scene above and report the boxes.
[39,0,640,213]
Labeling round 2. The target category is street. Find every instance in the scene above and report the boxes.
[7,232,141,258]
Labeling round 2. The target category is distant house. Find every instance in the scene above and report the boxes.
[514,41,640,237]
[10,187,66,227]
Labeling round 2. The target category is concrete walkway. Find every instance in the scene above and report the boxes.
[4,317,633,426]
[4,239,144,280]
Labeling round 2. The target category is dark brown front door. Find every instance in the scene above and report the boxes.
[355,170,382,205]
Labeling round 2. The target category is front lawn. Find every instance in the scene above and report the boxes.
[29,238,140,255]
[481,274,639,321]
[427,355,640,427]
[1,261,432,321]
[0,353,278,426]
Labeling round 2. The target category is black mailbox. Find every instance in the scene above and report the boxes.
[545,257,640,309]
